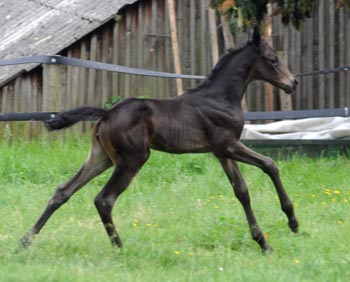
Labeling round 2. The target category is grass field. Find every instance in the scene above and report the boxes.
[0,137,350,281]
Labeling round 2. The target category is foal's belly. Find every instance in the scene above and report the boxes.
[149,126,211,154]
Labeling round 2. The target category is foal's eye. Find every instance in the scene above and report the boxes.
[270,58,278,66]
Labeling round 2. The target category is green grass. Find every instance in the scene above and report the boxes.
[0,137,350,281]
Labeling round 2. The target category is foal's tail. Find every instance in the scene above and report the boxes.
[44,106,108,131]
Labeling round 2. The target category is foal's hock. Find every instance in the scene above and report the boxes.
[21,26,298,252]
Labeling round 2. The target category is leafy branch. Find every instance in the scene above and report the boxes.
[209,0,348,30]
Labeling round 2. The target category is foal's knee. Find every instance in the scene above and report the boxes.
[94,194,112,214]
[262,157,279,176]
[48,183,71,207]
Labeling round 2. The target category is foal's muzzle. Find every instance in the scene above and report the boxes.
[283,78,298,94]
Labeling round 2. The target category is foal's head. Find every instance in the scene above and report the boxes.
[248,26,297,94]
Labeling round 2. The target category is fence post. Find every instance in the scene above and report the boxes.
[208,8,219,66]
[264,3,273,116]
[42,63,64,138]
[43,64,64,112]
[168,0,183,96]
[278,51,293,111]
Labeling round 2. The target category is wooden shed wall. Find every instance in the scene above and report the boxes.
[1,0,216,139]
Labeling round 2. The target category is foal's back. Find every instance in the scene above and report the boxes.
[102,92,243,154]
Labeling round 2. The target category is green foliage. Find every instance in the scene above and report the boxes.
[210,0,320,30]
[1,139,350,281]
[104,95,123,109]
[104,95,152,109]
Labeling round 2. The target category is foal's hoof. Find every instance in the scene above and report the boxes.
[20,236,33,248]
[262,244,273,254]
[289,220,299,233]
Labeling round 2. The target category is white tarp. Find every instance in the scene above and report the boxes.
[241,117,350,140]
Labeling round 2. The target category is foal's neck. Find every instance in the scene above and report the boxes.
[208,46,257,102]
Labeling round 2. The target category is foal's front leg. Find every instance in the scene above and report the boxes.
[231,141,299,233]
[219,158,272,252]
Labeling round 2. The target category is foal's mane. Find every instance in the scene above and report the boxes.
[184,44,247,94]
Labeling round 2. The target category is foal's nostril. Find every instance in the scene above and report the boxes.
[294,79,298,85]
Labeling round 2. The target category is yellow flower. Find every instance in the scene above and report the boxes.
[334,190,341,194]
[294,259,301,264]
[324,189,331,195]
[174,251,180,255]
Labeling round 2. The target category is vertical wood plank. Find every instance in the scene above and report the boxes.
[318,0,325,108]
[141,1,152,97]
[327,0,335,108]
[294,26,302,110]
[168,0,183,95]
[189,0,196,88]
[112,19,120,98]
[66,49,73,111]
[87,35,98,106]
[338,8,345,107]
[42,65,63,111]
[101,28,110,106]
[30,74,41,138]
[278,51,292,111]
[79,41,89,133]
[345,12,350,106]
[305,19,313,109]
[208,7,219,66]
[125,11,132,98]
[264,4,273,113]
[163,0,174,97]
[42,64,64,139]
[199,0,207,74]
[22,76,32,138]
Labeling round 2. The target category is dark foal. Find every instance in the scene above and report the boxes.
[21,26,298,252]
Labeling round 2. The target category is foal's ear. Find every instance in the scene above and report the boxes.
[247,25,261,47]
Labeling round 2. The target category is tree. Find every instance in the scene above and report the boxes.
[209,0,324,30]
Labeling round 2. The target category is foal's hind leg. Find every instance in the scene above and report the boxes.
[94,151,150,248]
[231,141,298,233]
[219,158,272,252]
[21,138,112,247]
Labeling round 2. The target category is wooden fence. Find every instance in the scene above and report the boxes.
[1,0,350,139]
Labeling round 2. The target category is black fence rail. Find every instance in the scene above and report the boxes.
[1,55,350,79]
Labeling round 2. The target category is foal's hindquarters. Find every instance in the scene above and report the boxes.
[21,114,152,248]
